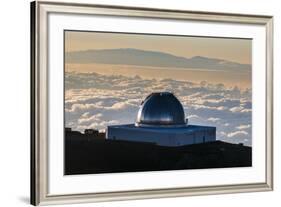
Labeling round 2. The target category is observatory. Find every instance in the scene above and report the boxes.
[106,92,216,146]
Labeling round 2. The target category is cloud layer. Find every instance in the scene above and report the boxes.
[65,72,252,146]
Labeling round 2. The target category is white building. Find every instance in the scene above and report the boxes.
[106,92,216,147]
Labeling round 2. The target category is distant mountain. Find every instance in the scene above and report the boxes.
[65,48,251,72]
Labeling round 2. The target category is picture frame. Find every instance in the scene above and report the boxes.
[31,0,273,205]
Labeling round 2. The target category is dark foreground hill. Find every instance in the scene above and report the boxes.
[65,130,251,175]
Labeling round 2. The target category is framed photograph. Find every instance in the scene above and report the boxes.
[31,1,273,205]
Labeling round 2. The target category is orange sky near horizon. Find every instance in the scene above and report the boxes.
[65,30,252,65]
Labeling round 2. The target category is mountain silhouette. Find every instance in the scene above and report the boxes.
[65,48,251,72]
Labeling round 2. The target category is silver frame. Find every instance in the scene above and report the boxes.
[30,0,273,205]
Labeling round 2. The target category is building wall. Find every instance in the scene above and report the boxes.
[107,125,216,146]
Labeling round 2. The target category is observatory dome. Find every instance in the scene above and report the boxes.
[135,92,187,127]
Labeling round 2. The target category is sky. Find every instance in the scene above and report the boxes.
[65,31,252,64]
[64,31,252,88]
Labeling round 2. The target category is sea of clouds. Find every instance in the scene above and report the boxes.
[65,72,252,146]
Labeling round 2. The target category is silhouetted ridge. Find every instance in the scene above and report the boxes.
[64,128,251,175]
